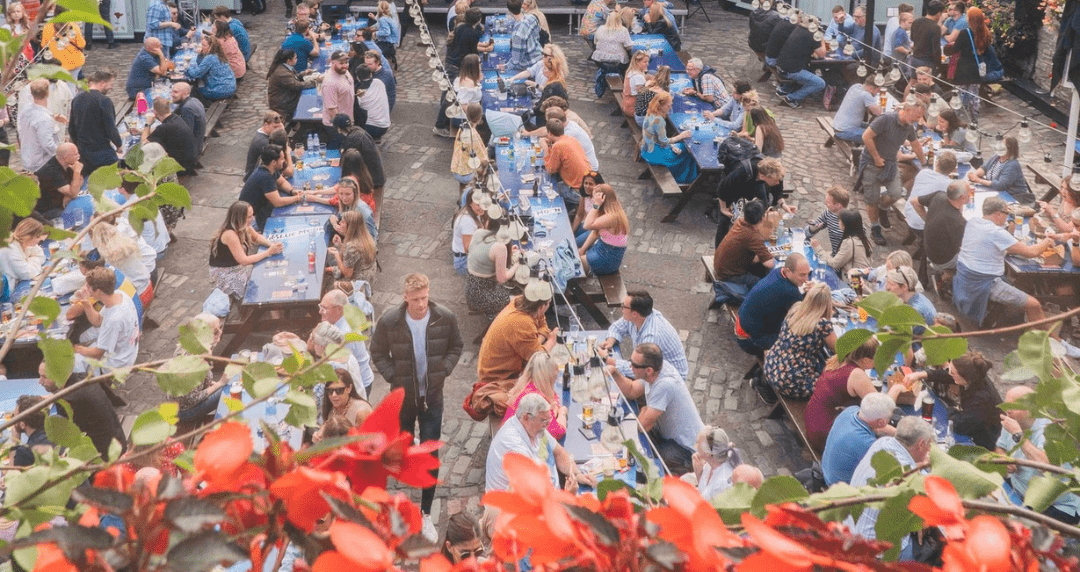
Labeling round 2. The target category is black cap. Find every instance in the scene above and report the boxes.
[332,113,352,130]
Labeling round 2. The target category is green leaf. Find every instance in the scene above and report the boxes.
[947,444,1007,479]
[596,478,632,502]
[5,464,85,509]
[152,157,184,183]
[129,410,175,447]
[127,200,158,236]
[179,318,215,355]
[155,355,210,397]
[44,415,85,449]
[87,163,122,201]
[808,482,871,523]
[856,291,902,321]
[710,482,756,524]
[835,328,874,363]
[51,9,109,25]
[875,489,922,561]
[242,362,281,399]
[283,390,317,427]
[342,305,370,336]
[39,338,74,388]
[929,445,1002,498]
[155,182,192,209]
[879,304,928,330]
[920,334,968,367]
[1023,475,1071,513]
[0,169,39,217]
[25,64,75,84]
[874,337,910,377]
[28,296,60,329]
[124,144,145,171]
[0,208,12,249]
[159,402,179,425]
[867,449,904,486]
[1014,330,1054,384]
[223,396,243,412]
[57,0,107,16]
[750,475,808,517]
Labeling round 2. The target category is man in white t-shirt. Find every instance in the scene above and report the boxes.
[354,63,391,141]
[903,150,955,236]
[953,196,1053,327]
[73,267,140,373]
[608,343,703,476]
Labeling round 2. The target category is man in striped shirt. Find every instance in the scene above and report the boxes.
[600,290,688,379]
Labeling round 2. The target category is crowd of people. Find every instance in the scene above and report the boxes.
[1,0,1079,566]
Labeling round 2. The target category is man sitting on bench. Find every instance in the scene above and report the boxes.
[735,253,808,360]
[712,199,774,306]
[599,290,687,379]
[607,343,703,476]
[831,76,883,145]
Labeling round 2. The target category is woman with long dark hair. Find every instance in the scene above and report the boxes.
[465,217,521,319]
[208,201,283,299]
[340,149,377,213]
[441,513,484,563]
[908,351,1002,450]
[813,208,872,279]
[314,368,371,441]
[267,48,315,121]
[214,20,246,79]
[935,109,975,152]
[966,136,1030,200]
[571,171,604,233]
[750,107,783,158]
[327,210,377,284]
[452,189,486,275]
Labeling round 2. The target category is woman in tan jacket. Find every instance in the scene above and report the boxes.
[812,209,872,280]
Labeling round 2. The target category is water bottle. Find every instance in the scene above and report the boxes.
[313,132,321,149]
[945,419,955,448]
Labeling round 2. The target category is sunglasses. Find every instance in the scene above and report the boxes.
[630,361,648,369]
[458,546,486,559]
[327,386,348,395]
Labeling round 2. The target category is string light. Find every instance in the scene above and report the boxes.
[994,132,1005,153]
[856,64,867,78]
[1018,119,1032,144]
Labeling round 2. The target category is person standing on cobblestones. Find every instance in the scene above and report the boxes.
[69,68,122,176]
[370,273,463,541]
[857,102,926,246]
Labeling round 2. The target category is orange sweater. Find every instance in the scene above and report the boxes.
[477,297,551,386]
[543,136,590,190]
[42,24,86,71]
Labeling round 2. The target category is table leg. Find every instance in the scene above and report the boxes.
[220,306,266,357]
[662,171,717,223]
[564,280,612,328]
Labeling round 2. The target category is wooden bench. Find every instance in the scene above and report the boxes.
[816,116,859,176]
[564,272,626,327]
[597,273,626,307]
[622,118,683,197]
[605,74,622,95]
[768,396,821,463]
[114,100,134,124]
[701,254,716,283]
[1027,164,1064,202]
[205,99,229,140]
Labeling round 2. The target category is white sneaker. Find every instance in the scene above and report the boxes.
[421,514,438,542]
[1062,340,1080,359]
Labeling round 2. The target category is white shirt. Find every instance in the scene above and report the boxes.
[17,102,61,173]
[142,212,171,255]
[957,216,1017,276]
[406,311,430,397]
[0,242,45,284]
[333,315,374,389]
[452,213,479,254]
[904,170,950,231]
[698,461,734,500]
[485,415,558,492]
[564,120,599,171]
[357,79,391,128]
[94,292,141,369]
[882,16,900,56]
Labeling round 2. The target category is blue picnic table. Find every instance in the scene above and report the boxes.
[630,34,685,72]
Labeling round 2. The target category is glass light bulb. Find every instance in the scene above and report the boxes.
[905,93,918,106]
[808,21,819,33]
[965,127,980,143]
[843,43,854,56]
[1018,121,1032,143]
[788,11,799,23]
[873,73,885,87]
[445,91,457,103]
[431,70,443,83]
[428,57,439,69]
[446,103,462,117]
[776,3,787,15]
[761,0,771,9]
[420,31,431,43]
[549,337,571,367]
[409,4,420,16]
[856,64,867,77]
[467,154,482,170]
[414,15,424,25]
[994,134,1005,153]
[889,67,901,82]
[438,77,451,90]
[750,0,760,8]
[828,38,839,51]
[949,95,963,110]
[813,30,823,41]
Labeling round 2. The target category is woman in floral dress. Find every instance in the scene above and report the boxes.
[763,282,837,400]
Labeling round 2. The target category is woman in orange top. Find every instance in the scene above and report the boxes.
[41,19,86,77]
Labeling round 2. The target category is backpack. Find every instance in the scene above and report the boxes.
[716,136,761,174]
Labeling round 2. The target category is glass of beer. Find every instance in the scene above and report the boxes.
[230,381,243,401]
[582,403,593,422]
[921,396,935,422]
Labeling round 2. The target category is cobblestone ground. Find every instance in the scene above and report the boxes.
[47,5,1067,529]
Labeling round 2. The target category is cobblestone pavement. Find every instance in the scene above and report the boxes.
[49,5,1068,529]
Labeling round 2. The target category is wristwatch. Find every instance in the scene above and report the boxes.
[1012,432,1023,443]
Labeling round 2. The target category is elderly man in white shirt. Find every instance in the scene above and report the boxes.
[318,288,374,391]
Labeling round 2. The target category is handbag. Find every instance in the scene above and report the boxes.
[968,30,988,80]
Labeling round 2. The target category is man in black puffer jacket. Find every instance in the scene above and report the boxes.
[369,272,463,539]
[749,7,782,81]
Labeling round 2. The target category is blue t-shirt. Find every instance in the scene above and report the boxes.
[822,406,878,485]
[282,33,315,72]
[739,267,804,341]
[126,49,159,99]
[907,292,937,325]
[890,28,911,58]
[238,166,279,231]
[944,14,967,34]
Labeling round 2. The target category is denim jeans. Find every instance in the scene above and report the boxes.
[400,399,442,514]
[713,272,763,306]
[780,69,825,103]
[178,387,224,423]
[649,431,694,476]
[833,126,866,144]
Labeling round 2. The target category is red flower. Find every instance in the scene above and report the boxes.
[194,422,256,490]
[647,477,742,571]
[92,465,136,492]
[357,488,422,544]
[269,467,353,533]
[312,520,396,572]
[908,475,967,540]
[311,389,442,493]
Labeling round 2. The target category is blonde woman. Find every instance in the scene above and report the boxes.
[691,426,744,499]
[91,219,154,306]
[327,210,377,284]
[501,351,567,439]
[762,282,838,400]
[371,0,401,70]
[522,0,550,41]
[451,103,487,192]
[640,90,697,184]
[634,64,671,124]
[592,11,632,72]
[576,184,629,276]
[621,51,649,117]
[0,218,47,285]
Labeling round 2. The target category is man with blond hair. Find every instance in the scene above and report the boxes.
[370,273,463,540]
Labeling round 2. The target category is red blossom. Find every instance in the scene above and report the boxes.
[647,477,741,571]
[311,389,442,493]
[269,467,352,533]
[311,520,397,572]
[908,475,967,539]
[193,422,255,487]
[357,487,422,543]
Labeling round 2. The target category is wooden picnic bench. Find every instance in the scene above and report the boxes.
[768,397,821,463]
[816,116,859,176]
[623,117,684,198]
[564,272,626,327]
[1027,163,1064,203]
[701,254,715,283]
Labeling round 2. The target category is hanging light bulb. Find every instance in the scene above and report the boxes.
[776,3,788,15]
[587,355,607,402]
[445,91,457,103]
[438,77,452,91]
[549,333,571,367]
[513,262,531,285]
[431,70,444,83]
[828,38,839,52]
[965,125,980,143]
[414,15,424,25]
[446,103,462,117]
[993,132,1005,154]
[467,152,481,170]
[750,0,760,8]
[426,47,438,58]
[409,3,420,16]
[761,0,771,9]
[523,277,552,303]
[855,64,867,78]
[843,42,854,56]
[600,415,625,453]
[813,30,823,41]
[487,204,504,220]
[428,56,440,69]
[570,364,590,404]
[873,72,885,87]
[888,66,901,82]
[1018,119,1032,143]
[420,30,431,43]
[808,20,819,33]
[905,93,917,106]
[788,10,799,24]
[949,93,963,110]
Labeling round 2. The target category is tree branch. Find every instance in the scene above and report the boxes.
[910,305,1080,341]
[981,456,1079,478]
[962,499,1080,539]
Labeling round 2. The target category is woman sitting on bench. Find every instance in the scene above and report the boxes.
[640,91,697,185]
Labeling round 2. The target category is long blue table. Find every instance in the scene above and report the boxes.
[244,215,328,306]
[481,69,534,114]
[630,34,685,73]
[271,149,342,218]
[0,379,50,415]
